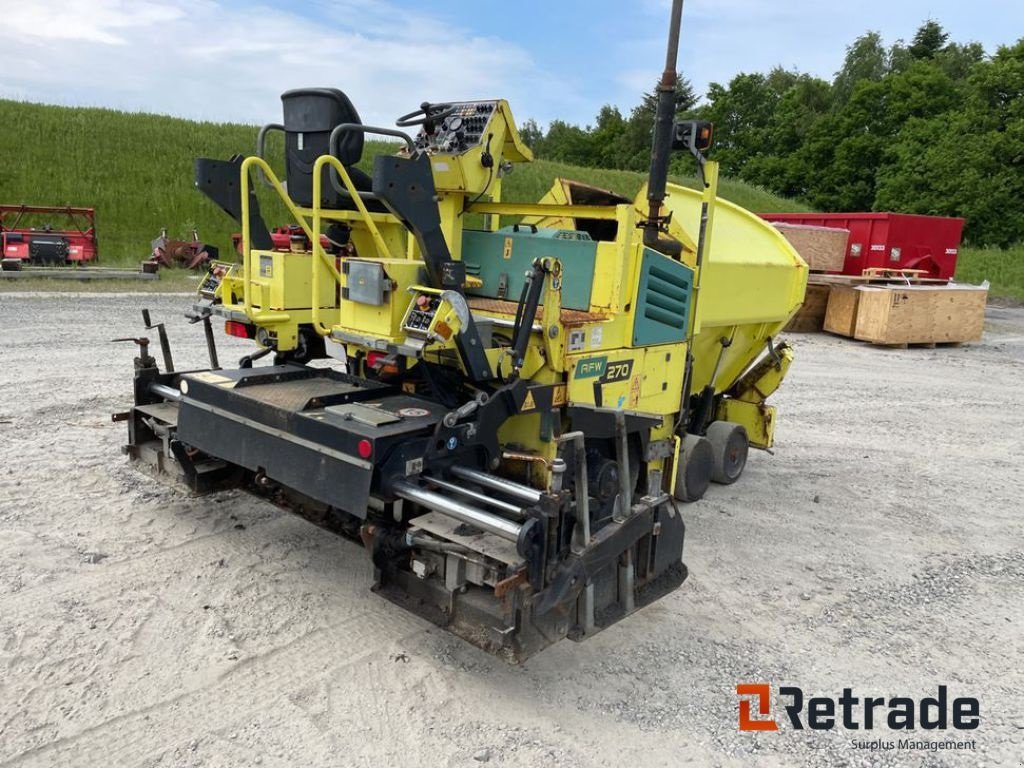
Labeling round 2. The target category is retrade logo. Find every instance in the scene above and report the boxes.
[737,684,778,731]
[736,685,980,732]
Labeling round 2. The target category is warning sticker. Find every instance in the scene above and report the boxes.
[568,329,586,351]
[521,391,536,412]
[552,385,567,407]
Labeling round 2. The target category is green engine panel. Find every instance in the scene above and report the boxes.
[631,248,694,346]
[461,227,597,311]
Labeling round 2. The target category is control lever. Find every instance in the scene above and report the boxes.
[481,133,494,168]
[185,302,221,370]
[442,391,490,428]
[141,309,174,372]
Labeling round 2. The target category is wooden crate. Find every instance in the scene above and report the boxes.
[823,284,860,337]
[773,223,848,272]
[853,285,988,345]
[784,284,831,333]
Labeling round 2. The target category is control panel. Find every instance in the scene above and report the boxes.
[401,288,467,346]
[198,261,234,299]
[404,291,444,336]
[417,101,497,155]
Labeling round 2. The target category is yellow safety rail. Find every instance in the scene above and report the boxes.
[239,156,327,324]
[238,155,398,337]
[310,155,396,334]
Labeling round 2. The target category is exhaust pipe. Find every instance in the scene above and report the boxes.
[644,0,685,257]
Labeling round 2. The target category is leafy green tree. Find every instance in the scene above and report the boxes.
[909,20,949,59]
[538,119,593,166]
[834,31,888,104]
[614,74,697,171]
[736,74,832,196]
[876,39,1024,244]
[518,118,544,151]
[701,71,785,174]
[591,105,628,168]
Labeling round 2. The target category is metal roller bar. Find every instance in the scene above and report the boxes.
[477,315,543,334]
[149,382,182,402]
[422,476,526,519]
[392,480,523,542]
[449,466,543,506]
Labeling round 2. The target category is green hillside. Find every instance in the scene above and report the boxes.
[0,99,804,264]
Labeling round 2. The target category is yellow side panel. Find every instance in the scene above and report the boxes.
[591,240,638,311]
[566,345,686,416]
[336,259,424,342]
[245,250,335,311]
[637,345,687,414]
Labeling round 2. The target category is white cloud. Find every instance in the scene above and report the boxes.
[2,0,185,45]
[0,0,573,127]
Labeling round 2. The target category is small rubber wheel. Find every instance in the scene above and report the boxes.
[674,434,713,502]
[706,421,749,485]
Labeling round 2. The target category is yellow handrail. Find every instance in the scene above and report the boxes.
[239,156,341,322]
[310,155,395,335]
[311,155,393,255]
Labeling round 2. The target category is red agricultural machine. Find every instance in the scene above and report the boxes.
[146,227,219,270]
[0,205,98,267]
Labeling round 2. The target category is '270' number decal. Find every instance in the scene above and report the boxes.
[574,356,634,383]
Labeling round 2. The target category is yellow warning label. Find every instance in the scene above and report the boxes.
[521,390,536,411]
[503,237,513,260]
[552,385,568,407]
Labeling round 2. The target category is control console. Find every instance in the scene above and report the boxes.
[416,101,497,155]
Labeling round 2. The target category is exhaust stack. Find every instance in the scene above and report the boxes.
[644,0,685,257]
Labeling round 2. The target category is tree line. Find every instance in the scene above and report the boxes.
[523,22,1024,247]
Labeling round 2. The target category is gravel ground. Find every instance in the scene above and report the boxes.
[0,293,1021,768]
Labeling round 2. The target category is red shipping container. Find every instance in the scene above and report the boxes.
[758,212,965,280]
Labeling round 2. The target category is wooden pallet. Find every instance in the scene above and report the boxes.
[809,271,948,287]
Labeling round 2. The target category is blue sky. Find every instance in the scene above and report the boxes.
[1,0,1021,129]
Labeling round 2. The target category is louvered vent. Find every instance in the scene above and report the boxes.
[631,250,694,346]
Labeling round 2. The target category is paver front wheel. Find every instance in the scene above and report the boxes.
[674,433,713,502]
[706,421,748,485]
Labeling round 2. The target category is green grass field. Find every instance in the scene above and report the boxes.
[956,247,1024,302]
[0,99,1019,301]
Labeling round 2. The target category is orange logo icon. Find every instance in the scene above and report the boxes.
[737,683,779,731]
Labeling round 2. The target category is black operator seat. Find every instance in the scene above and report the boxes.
[280,88,384,212]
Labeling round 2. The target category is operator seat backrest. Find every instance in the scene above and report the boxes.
[280,88,367,209]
